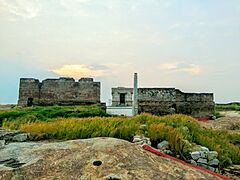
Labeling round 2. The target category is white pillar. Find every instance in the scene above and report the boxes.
[132,73,138,116]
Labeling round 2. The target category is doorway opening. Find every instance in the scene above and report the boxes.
[27,98,33,106]
[119,93,126,105]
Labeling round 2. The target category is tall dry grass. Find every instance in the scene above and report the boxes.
[2,113,240,168]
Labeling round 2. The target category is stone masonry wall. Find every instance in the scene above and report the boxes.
[18,78,41,106]
[175,90,214,117]
[111,87,214,117]
[18,77,100,106]
[138,88,176,115]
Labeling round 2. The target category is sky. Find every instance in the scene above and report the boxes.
[0,0,239,104]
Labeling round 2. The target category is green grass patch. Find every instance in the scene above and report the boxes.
[2,112,239,168]
[0,105,109,127]
[216,102,240,111]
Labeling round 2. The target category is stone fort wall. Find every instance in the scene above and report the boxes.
[111,87,214,117]
[18,77,100,106]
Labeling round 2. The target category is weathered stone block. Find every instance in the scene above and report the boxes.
[207,151,218,161]
[190,152,201,160]
[157,141,169,150]
[0,140,5,149]
[209,159,220,167]
[197,163,208,169]
[197,158,208,165]
[207,166,215,172]
[13,134,28,142]
[201,147,209,152]
[200,151,208,158]
[190,159,197,166]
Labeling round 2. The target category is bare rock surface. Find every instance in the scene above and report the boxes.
[0,128,32,143]
[199,111,240,131]
[0,137,221,180]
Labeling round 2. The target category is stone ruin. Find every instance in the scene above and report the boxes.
[18,77,100,106]
[111,87,214,118]
[17,76,215,118]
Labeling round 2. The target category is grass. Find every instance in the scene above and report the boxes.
[216,102,240,111]
[2,112,240,168]
[0,105,109,127]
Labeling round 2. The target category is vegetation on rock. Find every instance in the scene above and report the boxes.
[1,108,239,169]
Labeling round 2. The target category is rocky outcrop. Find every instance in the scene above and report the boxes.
[133,135,151,145]
[223,165,240,179]
[0,128,32,143]
[0,137,221,180]
[155,139,220,172]
[189,146,220,172]
[0,140,5,149]
[157,140,169,150]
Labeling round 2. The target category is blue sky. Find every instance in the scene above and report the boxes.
[0,0,239,104]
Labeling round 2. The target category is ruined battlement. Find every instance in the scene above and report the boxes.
[111,87,214,117]
[18,77,100,106]
[79,77,94,82]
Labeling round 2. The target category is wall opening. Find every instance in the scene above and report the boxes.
[170,103,176,114]
[27,98,33,106]
[119,93,126,105]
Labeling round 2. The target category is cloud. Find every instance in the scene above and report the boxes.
[51,64,107,79]
[59,0,97,17]
[0,0,41,19]
[159,62,201,75]
[50,63,133,80]
[89,64,109,70]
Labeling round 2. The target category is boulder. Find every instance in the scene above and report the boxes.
[190,151,201,160]
[157,140,169,150]
[0,138,220,179]
[163,150,173,155]
[191,145,209,152]
[207,151,218,161]
[135,140,145,145]
[12,133,29,142]
[200,151,207,159]
[133,135,151,146]
[0,140,5,149]
[207,166,215,172]
[190,160,197,166]
[223,165,240,179]
[0,128,32,142]
[133,137,142,143]
[201,147,209,152]
[209,159,220,167]
[197,163,208,169]
[0,128,19,141]
[197,158,208,165]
